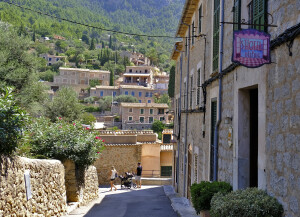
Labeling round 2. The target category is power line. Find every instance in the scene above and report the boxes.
[2,0,183,39]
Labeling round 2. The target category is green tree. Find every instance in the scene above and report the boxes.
[168,65,175,98]
[154,93,170,105]
[110,70,114,86]
[98,96,113,112]
[82,34,89,45]
[32,30,36,42]
[55,40,68,52]
[146,48,158,65]
[0,24,37,91]
[46,87,84,122]
[0,87,27,156]
[151,120,165,140]
[109,35,112,49]
[81,112,96,126]
[89,38,95,50]
[115,95,138,103]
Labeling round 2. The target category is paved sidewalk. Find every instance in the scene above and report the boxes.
[163,185,198,217]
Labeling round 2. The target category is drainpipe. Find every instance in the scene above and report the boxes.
[183,25,191,197]
[176,48,183,192]
[213,0,225,181]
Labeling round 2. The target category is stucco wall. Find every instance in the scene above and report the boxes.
[0,156,67,217]
[141,143,161,177]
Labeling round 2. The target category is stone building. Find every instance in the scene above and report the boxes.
[120,51,151,66]
[122,66,156,87]
[93,130,173,185]
[39,53,66,66]
[120,103,169,130]
[171,0,300,216]
[48,67,110,93]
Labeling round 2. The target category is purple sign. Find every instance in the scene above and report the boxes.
[232,29,271,68]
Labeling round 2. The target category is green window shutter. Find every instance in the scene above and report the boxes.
[210,101,217,181]
[198,5,202,34]
[253,0,266,31]
[213,0,220,72]
[233,0,241,31]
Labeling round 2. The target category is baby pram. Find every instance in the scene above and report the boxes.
[119,172,137,189]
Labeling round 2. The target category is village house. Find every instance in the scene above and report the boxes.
[48,67,110,94]
[120,103,169,130]
[120,51,151,66]
[122,66,156,87]
[94,130,173,185]
[171,0,299,216]
[39,53,66,66]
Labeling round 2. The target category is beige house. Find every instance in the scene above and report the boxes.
[39,53,66,66]
[120,103,169,130]
[171,0,300,216]
[93,130,173,185]
[122,66,157,87]
[120,51,150,66]
[49,67,110,93]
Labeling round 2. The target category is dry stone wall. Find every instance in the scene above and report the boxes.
[0,156,67,217]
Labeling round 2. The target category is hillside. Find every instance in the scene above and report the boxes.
[0,0,184,56]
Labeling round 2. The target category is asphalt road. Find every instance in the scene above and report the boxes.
[68,186,178,217]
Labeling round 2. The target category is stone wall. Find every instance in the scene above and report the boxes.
[0,156,67,217]
[94,145,141,185]
[63,160,99,206]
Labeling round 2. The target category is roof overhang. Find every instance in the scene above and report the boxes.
[171,41,184,60]
[176,0,200,37]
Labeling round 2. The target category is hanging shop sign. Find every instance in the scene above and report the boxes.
[232,29,271,68]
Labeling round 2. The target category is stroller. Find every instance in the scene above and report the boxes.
[119,172,137,189]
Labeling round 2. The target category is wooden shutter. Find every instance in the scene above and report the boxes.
[233,0,241,31]
[213,0,220,72]
[198,5,202,34]
[210,101,217,181]
[253,0,266,31]
[197,69,201,105]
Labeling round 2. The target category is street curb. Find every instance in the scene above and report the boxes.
[163,185,198,217]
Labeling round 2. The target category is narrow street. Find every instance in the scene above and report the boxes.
[68,186,178,217]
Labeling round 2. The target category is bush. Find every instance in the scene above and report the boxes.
[0,87,27,155]
[190,181,232,214]
[84,106,100,112]
[81,112,96,126]
[210,188,283,217]
[27,117,104,169]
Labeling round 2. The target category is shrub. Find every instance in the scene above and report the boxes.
[84,106,100,112]
[27,117,104,169]
[0,87,27,155]
[190,181,232,214]
[81,112,96,126]
[210,188,283,217]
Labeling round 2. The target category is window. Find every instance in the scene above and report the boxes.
[113,91,116,97]
[129,69,132,72]
[192,21,195,45]
[190,75,193,108]
[148,100,151,103]
[149,117,154,123]
[125,91,128,95]
[145,92,149,97]
[158,109,164,114]
[233,0,241,31]
[213,0,220,72]
[56,58,59,61]
[163,134,171,144]
[145,69,148,73]
[94,91,96,94]
[185,37,188,56]
[198,5,202,33]
[139,117,145,123]
[160,117,164,121]
[249,0,267,32]
[139,100,142,103]
[197,69,201,105]
[150,92,153,97]
[140,109,144,114]
[129,108,133,113]
[161,166,172,177]
[100,91,104,97]
[150,109,153,114]
[131,91,135,96]
[49,58,52,61]
[139,92,142,97]
[128,116,133,121]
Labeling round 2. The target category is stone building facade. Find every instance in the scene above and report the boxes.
[171,0,300,216]
[120,103,169,130]
[48,67,110,93]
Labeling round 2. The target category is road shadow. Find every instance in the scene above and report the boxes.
[84,186,178,217]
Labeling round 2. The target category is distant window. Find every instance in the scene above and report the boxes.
[129,69,132,72]
[140,117,145,123]
[129,108,133,113]
[139,100,142,103]
[100,91,104,97]
[131,91,135,96]
[199,5,202,33]
[56,58,59,61]
[125,91,128,95]
[113,91,116,97]
[150,109,153,114]
[140,109,144,114]
[145,69,148,73]
[158,109,164,114]
[49,58,52,61]
[150,92,153,97]
[145,92,149,97]
[163,134,171,144]
[148,100,151,103]
[94,91,96,94]
[161,166,172,177]
[160,117,164,121]
[128,116,133,121]
[139,92,142,97]
[149,117,154,123]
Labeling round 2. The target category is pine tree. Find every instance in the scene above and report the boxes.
[89,38,95,50]
[32,30,36,42]
[109,35,112,49]
[168,65,175,98]
[109,70,114,86]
